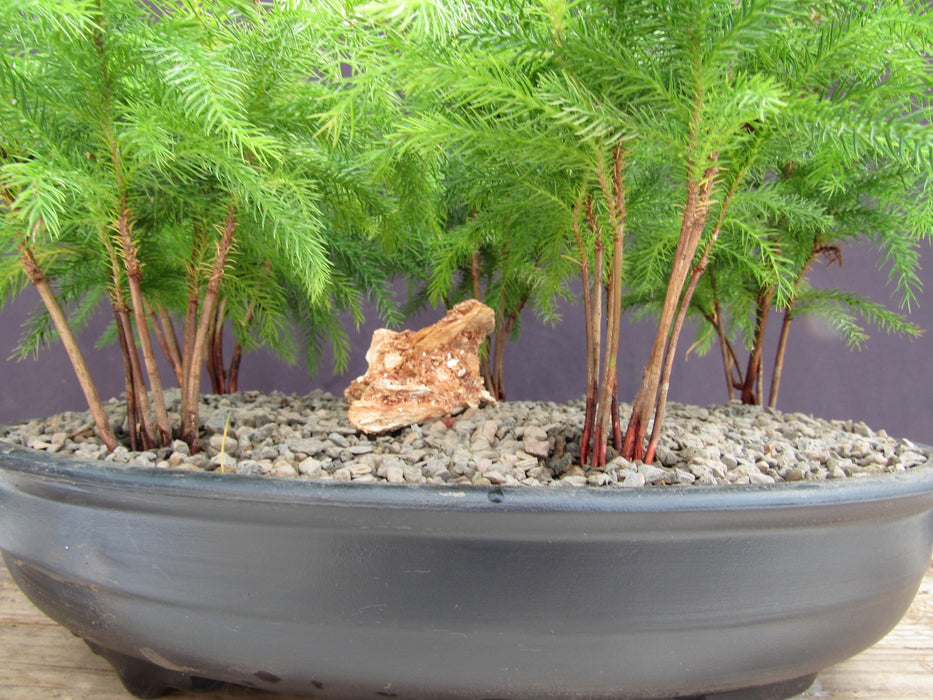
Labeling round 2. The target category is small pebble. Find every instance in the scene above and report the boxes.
[0,388,927,491]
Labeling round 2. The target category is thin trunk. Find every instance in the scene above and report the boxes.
[118,206,172,444]
[572,195,597,467]
[491,311,508,401]
[740,286,774,405]
[769,309,794,409]
[470,251,483,301]
[708,275,737,400]
[115,304,157,450]
[587,200,604,464]
[179,223,205,449]
[17,240,118,451]
[102,232,152,448]
[225,302,254,395]
[755,356,763,406]
[611,388,622,454]
[149,302,183,385]
[768,246,825,409]
[705,306,744,398]
[471,251,495,395]
[591,145,626,468]
[227,339,243,394]
[644,158,744,463]
[113,310,138,451]
[622,157,717,462]
[207,299,226,394]
[643,264,703,466]
[180,204,238,449]
[489,295,527,402]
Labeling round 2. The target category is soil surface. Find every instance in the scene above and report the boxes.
[1,389,929,488]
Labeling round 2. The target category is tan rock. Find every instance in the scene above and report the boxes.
[345,300,496,434]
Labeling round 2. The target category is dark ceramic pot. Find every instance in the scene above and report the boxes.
[1,442,932,700]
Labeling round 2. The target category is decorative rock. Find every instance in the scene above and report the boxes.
[345,300,496,434]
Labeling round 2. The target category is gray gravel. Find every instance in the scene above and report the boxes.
[1,389,929,488]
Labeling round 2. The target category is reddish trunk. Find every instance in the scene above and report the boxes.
[227,340,243,394]
[180,205,237,449]
[623,160,716,462]
[591,145,627,468]
[740,286,774,405]
[644,158,745,463]
[117,206,171,445]
[113,311,139,452]
[207,301,226,394]
[571,194,597,467]
[148,303,183,385]
[115,304,157,450]
[586,200,604,465]
[489,296,525,402]
[769,309,794,409]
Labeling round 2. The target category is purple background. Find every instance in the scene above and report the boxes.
[2,242,931,442]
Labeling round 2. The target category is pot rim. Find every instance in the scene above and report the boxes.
[2,440,932,515]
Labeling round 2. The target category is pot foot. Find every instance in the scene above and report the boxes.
[84,640,225,698]
[681,672,818,700]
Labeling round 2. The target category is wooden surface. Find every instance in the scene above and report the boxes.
[0,562,931,700]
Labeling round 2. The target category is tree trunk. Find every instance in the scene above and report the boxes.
[117,206,172,444]
[622,156,717,462]
[487,296,523,402]
[572,195,597,467]
[643,159,746,463]
[113,309,139,451]
[207,299,227,394]
[17,241,118,452]
[227,339,243,394]
[180,204,238,449]
[149,302,183,385]
[591,145,626,468]
[707,276,738,400]
[740,286,774,405]
[585,199,604,465]
[115,303,158,450]
[225,302,254,395]
[769,308,794,409]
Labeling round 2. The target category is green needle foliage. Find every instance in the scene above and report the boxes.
[356,0,933,467]
[1,0,413,451]
[2,0,930,469]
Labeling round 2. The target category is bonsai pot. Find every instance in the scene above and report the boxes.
[1,441,932,700]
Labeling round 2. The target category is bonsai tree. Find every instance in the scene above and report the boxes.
[0,0,410,451]
[357,0,932,466]
[666,156,926,409]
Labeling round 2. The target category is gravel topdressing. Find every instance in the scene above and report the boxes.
[1,389,929,488]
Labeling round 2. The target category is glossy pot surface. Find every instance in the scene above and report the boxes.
[1,443,932,699]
